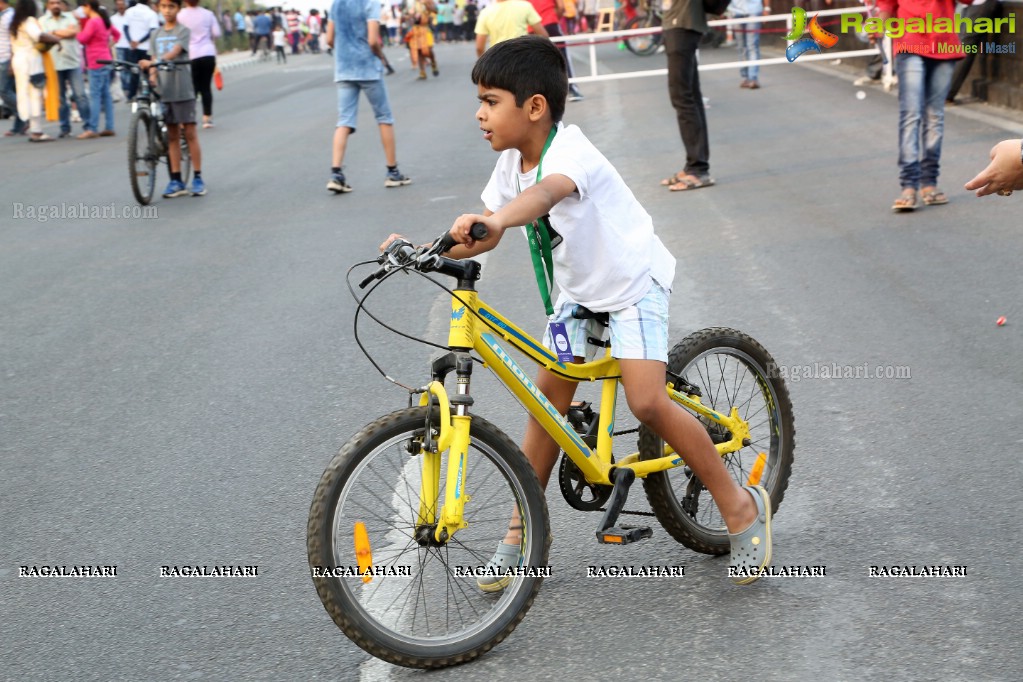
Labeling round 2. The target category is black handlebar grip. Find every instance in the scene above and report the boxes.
[470,223,488,240]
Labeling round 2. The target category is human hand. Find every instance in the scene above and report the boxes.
[449,214,495,249]
[130,40,138,49]
[379,233,407,252]
[964,139,1023,197]
[138,58,151,69]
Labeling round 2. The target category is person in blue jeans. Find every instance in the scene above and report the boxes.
[40,0,90,138]
[730,0,768,89]
[325,0,411,193]
[877,0,967,212]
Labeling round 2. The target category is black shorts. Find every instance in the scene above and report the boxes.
[164,100,196,125]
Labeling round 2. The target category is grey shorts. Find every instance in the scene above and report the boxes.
[164,100,196,125]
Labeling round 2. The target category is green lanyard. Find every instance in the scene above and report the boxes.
[516,126,558,316]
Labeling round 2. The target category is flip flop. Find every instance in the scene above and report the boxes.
[892,188,918,212]
[728,485,773,585]
[920,188,948,206]
[660,172,684,187]
[668,174,715,191]
[28,133,55,143]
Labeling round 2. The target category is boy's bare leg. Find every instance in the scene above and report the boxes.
[167,124,181,172]
[500,363,579,545]
[378,123,397,167]
[331,126,351,168]
[182,123,201,171]
[618,358,757,534]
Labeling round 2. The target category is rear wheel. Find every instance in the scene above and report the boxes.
[639,327,795,555]
[623,13,662,56]
[307,407,551,668]
[128,108,156,205]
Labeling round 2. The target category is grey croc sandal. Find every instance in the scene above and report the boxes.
[728,485,773,585]
[476,541,521,593]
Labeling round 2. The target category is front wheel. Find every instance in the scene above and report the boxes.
[623,13,662,56]
[639,327,795,555]
[128,108,156,205]
[307,407,551,669]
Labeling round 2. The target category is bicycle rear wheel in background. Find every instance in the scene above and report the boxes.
[639,327,795,555]
[128,108,156,205]
[307,407,550,668]
[623,13,662,56]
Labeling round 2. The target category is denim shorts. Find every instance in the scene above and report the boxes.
[336,80,393,131]
[541,281,671,363]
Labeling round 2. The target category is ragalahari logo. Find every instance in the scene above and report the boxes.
[785,7,839,62]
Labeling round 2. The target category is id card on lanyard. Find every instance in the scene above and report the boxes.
[515,125,574,362]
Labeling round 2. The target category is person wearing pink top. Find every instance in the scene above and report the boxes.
[178,0,220,128]
[877,0,974,211]
[76,0,121,138]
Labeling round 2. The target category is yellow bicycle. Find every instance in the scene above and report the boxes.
[307,227,795,668]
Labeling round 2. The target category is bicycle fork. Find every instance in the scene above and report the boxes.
[415,351,474,545]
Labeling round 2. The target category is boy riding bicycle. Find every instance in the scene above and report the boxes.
[383,35,773,586]
[139,0,206,197]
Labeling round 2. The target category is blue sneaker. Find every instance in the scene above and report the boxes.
[190,176,206,196]
[384,168,411,188]
[327,171,352,194]
[162,180,188,198]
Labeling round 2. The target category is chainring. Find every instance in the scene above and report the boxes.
[558,451,613,511]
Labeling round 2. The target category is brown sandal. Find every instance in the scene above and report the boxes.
[668,174,715,191]
[920,187,948,205]
[892,188,918,212]
[660,172,685,186]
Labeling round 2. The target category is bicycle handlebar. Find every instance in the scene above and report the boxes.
[96,59,182,72]
[358,223,489,289]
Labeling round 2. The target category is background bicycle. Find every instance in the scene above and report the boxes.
[100,59,192,205]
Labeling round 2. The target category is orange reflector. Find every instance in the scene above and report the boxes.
[602,535,623,544]
[747,453,767,487]
[354,522,373,583]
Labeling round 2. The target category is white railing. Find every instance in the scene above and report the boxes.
[551,6,896,91]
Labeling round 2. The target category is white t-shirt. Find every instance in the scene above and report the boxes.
[123,3,160,47]
[111,11,130,49]
[481,123,676,312]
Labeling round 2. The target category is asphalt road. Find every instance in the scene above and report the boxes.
[2,38,1022,682]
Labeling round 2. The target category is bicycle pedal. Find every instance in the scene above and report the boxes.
[597,525,653,545]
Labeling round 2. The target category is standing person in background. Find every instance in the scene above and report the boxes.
[408,0,438,79]
[286,8,301,54]
[122,0,159,100]
[730,0,768,89]
[945,0,999,105]
[325,0,411,193]
[579,0,595,32]
[178,0,219,129]
[76,0,120,139]
[140,0,206,197]
[40,0,90,138]
[0,0,28,137]
[10,0,59,141]
[272,22,286,62]
[252,8,272,54]
[562,0,577,34]
[244,10,255,51]
[463,0,478,37]
[528,0,582,101]
[435,0,452,41]
[307,9,323,52]
[110,0,129,102]
[878,0,970,212]
[221,9,233,39]
[659,0,714,191]
[234,7,246,41]
[474,0,547,57]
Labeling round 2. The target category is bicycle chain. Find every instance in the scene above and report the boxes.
[597,507,658,518]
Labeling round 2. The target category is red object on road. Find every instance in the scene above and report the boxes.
[997,316,1007,326]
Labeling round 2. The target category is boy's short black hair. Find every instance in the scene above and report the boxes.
[472,36,568,124]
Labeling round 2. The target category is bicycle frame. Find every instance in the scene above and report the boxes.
[419,286,753,542]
